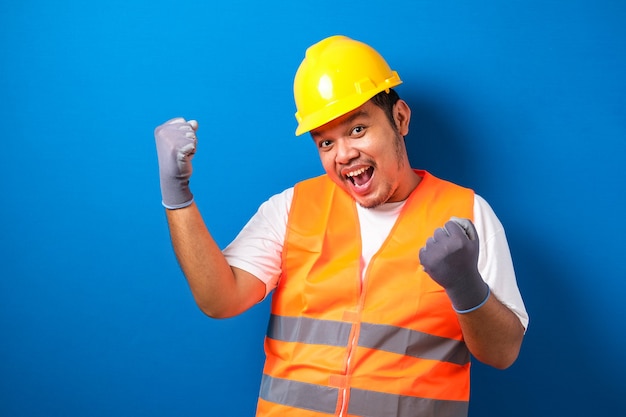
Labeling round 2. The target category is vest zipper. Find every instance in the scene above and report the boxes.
[339,334,358,416]
[338,257,367,416]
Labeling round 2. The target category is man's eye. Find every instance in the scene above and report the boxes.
[351,126,365,135]
[319,140,332,148]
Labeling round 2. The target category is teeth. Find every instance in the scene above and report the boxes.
[346,167,368,178]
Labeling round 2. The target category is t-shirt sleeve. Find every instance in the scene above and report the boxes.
[222,188,292,298]
[474,195,529,330]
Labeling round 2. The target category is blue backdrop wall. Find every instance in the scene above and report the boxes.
[2,1,625,416]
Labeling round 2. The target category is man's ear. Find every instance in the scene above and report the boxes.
[393,99,411,136]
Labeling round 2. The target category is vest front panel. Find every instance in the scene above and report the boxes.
[258,171,475,417]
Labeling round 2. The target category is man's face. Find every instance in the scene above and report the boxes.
[310,99,416,208]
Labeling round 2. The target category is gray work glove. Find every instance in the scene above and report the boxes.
[419,217,490,313]
[154,118,198,209]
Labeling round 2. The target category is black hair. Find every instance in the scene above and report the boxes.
[370,88,401,130]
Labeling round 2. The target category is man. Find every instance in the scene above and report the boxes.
[154,35,528,417]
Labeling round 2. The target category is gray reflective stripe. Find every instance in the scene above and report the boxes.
[259,374,338,414]
[349,387,468,417]
[267,315,468,365]
[259,374,468,417]
[359,322,470,365]
[266,314,352,346]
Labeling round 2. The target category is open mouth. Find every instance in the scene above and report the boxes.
[345,166,374,188]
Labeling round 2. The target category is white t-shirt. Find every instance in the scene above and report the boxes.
[223,187,529,330]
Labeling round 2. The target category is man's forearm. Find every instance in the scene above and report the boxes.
[457,294,525,369]
[165,203,264,318]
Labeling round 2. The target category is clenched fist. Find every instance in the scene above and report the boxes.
[154,118,198,209]
[419,217,490,313]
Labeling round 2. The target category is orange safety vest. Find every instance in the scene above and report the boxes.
[257,170,475,417]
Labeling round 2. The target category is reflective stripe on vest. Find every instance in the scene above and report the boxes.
[258,171,475,417]
[267,314,470,365]
[259,375,469,417]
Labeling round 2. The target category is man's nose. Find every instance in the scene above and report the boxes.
[335,139,359,164]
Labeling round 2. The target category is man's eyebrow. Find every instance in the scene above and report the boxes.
[343,110,370,125]
[311,110,370,138]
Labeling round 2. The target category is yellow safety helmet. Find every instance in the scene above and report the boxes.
[293,35,402,136]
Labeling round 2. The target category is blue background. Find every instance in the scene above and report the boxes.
[2,1,625,416]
